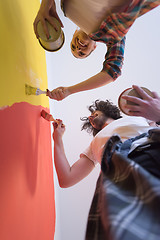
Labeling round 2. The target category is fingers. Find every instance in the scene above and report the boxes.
[33,18,40,38]
[33,16,52,39]
[132,85,152,100]
[33,16,50,39]
[52,119,65,129]
[127,111,141,117]
[46,88,65,101]
[40,18,50,39]
[46,89,53,98]
[53,121,58,129]
[54,13,64,28]
[152,91,160,99]
[56,88,65,100]
[47,16,58,31]
[123,104,141,112]
[49,6,64,28]
[122,95,144,105]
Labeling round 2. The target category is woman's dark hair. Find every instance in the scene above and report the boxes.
[81,99,122,136]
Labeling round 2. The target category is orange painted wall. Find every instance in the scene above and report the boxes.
[0,1,55,240]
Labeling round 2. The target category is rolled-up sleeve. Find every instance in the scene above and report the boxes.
[80,142,99,166]
[102,36,126,80]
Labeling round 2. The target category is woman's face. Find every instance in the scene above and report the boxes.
[70,29,96,59]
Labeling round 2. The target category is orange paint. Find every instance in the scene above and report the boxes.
[0,102,55,240]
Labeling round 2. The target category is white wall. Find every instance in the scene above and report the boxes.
[45,2,160,240]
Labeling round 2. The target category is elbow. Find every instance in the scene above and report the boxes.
[59,182,68,188]
[58,178,71,188]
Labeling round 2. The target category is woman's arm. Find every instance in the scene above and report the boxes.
[46,37,126,101]
[47,71,113,101]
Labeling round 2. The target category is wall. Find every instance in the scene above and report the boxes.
[0,1,55,240]
[46,2,160,240]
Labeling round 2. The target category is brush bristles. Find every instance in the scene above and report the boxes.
[41,110,57,122]
[25,84,37,95]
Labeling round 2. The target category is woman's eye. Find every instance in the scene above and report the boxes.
[71,44,76,50]
[79,51,85,56]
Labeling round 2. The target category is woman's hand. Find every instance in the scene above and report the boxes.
[47,87,71,101]
[33,0,63,39]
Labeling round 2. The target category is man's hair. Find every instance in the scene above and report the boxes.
[81,99,122,136]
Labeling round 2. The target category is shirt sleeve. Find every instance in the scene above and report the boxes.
[102,36,126,80]
[80,144,98,165]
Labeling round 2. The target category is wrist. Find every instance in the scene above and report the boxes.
[41,0,53,9]
[53,135,63,143]
[67,86,76,95]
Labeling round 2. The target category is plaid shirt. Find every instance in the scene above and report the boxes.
[85,133,160,240]
[89,0,160,80]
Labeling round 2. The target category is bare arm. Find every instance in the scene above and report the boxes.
[53,120,95,188]
[47,37,126,100]
[47,71,113,100]
[122,85,160,123]
[33,0,63,39]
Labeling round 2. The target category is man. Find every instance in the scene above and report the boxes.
[34,0,160,101]
[52,98,160,239]
[52,99,152,187]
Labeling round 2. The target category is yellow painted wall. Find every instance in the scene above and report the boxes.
[0,0,49,107]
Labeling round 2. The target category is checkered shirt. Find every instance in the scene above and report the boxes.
[85,133,160,240]
[89,0,160,80]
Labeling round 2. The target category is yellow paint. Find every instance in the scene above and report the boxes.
[0,0,49,107]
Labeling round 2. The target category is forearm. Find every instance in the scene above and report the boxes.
[68,71,113,95]
[54,138,71,188]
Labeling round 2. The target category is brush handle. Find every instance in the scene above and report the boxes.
[41,110,58,123]
[36,88,47,95]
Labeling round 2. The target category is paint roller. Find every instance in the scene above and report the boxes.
[25,84,47,96]
[41,110,58,123]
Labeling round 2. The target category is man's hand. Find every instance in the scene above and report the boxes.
[33,0,63,39]
[122,85,160,122]
[52,119,65,141]
[47,87,71,101]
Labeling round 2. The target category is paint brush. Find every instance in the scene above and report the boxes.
[41,110,58,123]
[25,84,47,95]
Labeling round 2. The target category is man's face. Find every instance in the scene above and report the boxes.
[88,110,108,130]
[70,29,96,59]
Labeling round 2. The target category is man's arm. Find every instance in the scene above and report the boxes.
[122,85,160,123]
[33,0,63,39]
[46,37,126,100]
[53,120,95,188]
